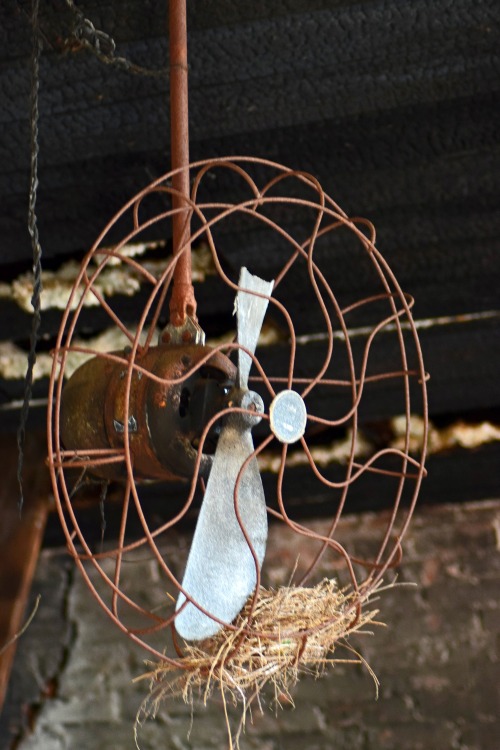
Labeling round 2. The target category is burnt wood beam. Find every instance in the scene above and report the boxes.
[0,433,51,713]
[1,1,499,274]
[0,314,498,429]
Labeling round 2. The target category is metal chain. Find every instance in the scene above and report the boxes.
[64,0,169,78]
[17,0,43,512]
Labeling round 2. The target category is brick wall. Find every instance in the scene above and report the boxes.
[2,500,499,750]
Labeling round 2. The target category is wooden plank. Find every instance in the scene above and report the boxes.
[1,313,498,428]
[0,0,499,269]
[1,246,498,345]
[39,437,500,550]
[0,433,51,713]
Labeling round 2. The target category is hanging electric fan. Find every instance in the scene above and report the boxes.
[46,0,427,730]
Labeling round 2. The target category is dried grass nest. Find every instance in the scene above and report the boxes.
[136,578,384,745]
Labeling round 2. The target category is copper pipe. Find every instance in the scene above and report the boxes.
[168,0,196,326]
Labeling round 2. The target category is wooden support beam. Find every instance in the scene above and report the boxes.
[0,433,51,713]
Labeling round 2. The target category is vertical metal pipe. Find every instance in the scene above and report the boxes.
[168,0,196,326]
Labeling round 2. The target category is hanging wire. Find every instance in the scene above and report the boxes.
[64,0,170,78]
[17,0,43,512]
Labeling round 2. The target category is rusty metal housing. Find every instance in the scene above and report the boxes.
[60,343,236,482]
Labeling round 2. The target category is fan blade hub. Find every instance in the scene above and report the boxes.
[229,388,264,428]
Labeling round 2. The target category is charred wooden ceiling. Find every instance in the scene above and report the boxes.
[0,0,499,502]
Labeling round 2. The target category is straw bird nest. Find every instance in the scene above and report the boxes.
[136,579,384,747]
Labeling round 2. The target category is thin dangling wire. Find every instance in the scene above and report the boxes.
[63,0,170,78]
[17,0,43,512]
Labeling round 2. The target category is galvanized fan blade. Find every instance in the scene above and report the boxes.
[236,267,274,389]
[175,269,273,641]
[175,399,266,640]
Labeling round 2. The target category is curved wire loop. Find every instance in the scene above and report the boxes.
[47,157,428,663]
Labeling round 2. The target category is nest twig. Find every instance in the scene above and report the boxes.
[135,579,384,748]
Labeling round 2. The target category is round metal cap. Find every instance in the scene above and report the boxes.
[269,389,307,444]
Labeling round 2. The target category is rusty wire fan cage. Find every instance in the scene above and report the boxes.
[47,156,428,666]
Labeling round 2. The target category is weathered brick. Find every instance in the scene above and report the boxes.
[4,501,499,750]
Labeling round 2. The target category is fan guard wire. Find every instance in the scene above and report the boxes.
[47,157,428,664]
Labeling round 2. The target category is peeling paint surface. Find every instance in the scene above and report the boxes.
[258,428,372,473]
[0,242,215,314]
[391,414,500,454]
[258,417,500,474]
[0,327,156,382]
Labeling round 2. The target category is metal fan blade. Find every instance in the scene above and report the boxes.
[175,268,273,641]
[175,396,266,640]
[236,267,274,389]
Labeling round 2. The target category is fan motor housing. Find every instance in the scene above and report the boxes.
[60,344,236,482]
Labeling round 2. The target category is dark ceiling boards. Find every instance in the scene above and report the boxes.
[0,0,499,430]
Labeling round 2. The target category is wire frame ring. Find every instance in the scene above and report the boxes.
[47,156,428,662]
